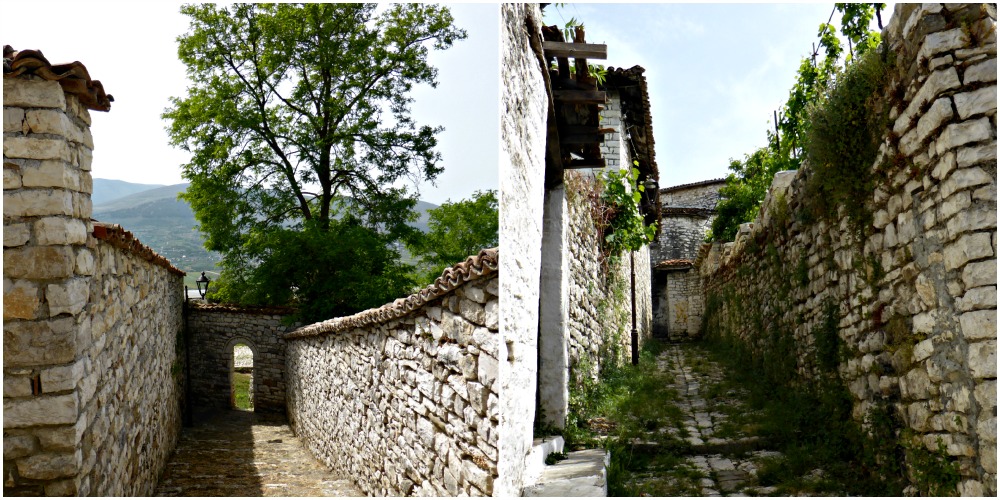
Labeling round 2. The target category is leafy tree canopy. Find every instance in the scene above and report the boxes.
[164,3,466,321]
[709,3,884,242]
[407,190,498,285]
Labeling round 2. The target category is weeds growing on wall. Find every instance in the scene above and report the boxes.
[596,165,658,266]
[802,47,892,236]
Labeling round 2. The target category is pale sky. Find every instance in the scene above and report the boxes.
[2,1,499,206]
[543,2,893,189]
[5,2,891,199]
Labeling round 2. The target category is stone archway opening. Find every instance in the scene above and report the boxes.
[232,342,255,411]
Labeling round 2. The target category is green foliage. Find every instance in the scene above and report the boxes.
[598,165,657,260]
[406,190,498,285]
[709,5,885,242]
[209,218,415,324]
[232,371,253,411]
[164,3,465,318]
[552,17,608,85]
[905,434,961,496]
[803,47,891,234]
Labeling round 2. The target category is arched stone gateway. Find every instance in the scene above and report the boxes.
[186,303,298,414]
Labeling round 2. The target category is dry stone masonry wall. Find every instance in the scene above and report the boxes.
[286,272,500,497]
[187,305,296,413]
[697,4,996,495]
[565,172,653,379]
[4,53,184,495]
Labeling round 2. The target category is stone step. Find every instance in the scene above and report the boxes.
[522,448,609,497]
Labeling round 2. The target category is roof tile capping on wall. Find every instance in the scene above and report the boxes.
[91,222,184,276]
[3,45,113,111]
[285,248,498,339]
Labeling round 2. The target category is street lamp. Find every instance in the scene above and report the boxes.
[195,272,211,299]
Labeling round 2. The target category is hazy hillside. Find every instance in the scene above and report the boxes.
[92,178,165,205]
[92,180,440,281]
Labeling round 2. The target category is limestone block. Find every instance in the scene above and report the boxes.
[896,211,917,245]
[946,204,997,241]
[930,151,957,181]
[939,191,972,223]
[894,68,961,136]
[954,86,997,120]
[901,97,954,156]
[3,222,31,247]
[16,451,80,480]
[2,316,78,367]
[24,109,75,139]
[2,79,67,110]
[459,299,486,326]
[965,58,997,84]
[4,166,23,190]
[3,393,78,428]
[4,372,33,398]
[484,299,498,330]
[3,189,74,217]
[3,245,76,280]
[958,144,999,172]
[968,340,997,379]
[935,118,993,157]
[3,136,72,162]
[77,146,93,172]
[957,285,998,313]
[35,420,84,452]
[975,379,998,413]
[940,166,993,200]
[4,106,26,133]
[912,338,934,363]
[962,260,997,288]
[917,28,969,62]
[906,401,932,431]
[34,217,87,246]
[901,366,933,400]
[4,278,42,320]
[41,359,85,393]
[943,232,994,270]
[477,353,498,389]
[21,161,82,191]
[3,434,39,459]
[43,480,78,496]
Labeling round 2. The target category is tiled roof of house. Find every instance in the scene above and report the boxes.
[661,178,727,193]
[285,248,498,339]
[3,45,113,111]
[654,258,694,270]
[603,65,660,230]
[92,222,184,276]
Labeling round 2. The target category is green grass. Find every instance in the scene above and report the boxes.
[232,371,253,411]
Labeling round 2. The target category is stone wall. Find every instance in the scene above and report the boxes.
[565,172,653,377]
[285,253,499,496]
[4,53,184,495]
[697,4,996,495]
[655,268,704,340]
[188,304,296,413]
[498,3,548,495]
[659,179,725,210]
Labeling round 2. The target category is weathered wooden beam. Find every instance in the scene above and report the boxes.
[553,90,606,104]
[564,158,606,169]
[562,126,615,135]
[560,134,605,145]
[543,41,608,59]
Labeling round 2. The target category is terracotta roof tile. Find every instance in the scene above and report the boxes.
[286,248,498,340]
[92,222,184,276]
[189,302,296,315]
[661,178,727,193]
[3,45,113,111]
[662,207,715,217]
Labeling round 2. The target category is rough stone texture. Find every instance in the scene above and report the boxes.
[564,171,653,381]
[286,275,500,497]
[4,71,185,496]
[696,4,997,495]
[497,3,547,496]
[188,305,295,413]
[650,180,724,339]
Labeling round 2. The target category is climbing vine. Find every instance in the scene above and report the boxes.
[597,165,658,263]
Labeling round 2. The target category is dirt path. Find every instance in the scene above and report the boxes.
[154,410,362,497]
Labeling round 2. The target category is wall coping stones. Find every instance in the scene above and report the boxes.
[3,45,113,112]
[660,178,726,194]
[654,258,694,270]
[286,248,498,339]
[662,207,715,217]
[91,222,185,276]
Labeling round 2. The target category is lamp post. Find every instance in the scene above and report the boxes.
[195,272,211,299]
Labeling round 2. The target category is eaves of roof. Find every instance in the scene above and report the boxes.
[661,178,727,194]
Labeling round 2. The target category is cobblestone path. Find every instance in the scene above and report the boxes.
[154,410,362,496]
[624,342,837,496]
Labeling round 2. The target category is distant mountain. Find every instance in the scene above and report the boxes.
[91,181,440,280]
[91,178,165,206]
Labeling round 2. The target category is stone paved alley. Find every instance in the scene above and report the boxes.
[622,342,839,496]
[154,410,361,496]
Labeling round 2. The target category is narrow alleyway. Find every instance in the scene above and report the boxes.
[618,342,841,496]
[154,410,361,496]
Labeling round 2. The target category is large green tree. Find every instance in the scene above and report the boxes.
[407,190,498,285]
[164,3,466,321]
